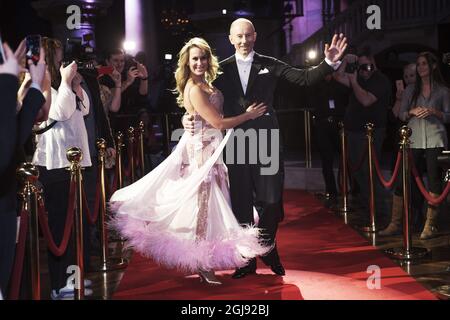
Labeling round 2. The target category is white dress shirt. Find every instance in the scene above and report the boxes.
[235,51,255,94]
[33,83,92,170]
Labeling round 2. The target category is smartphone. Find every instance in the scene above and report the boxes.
[396,80,404,92]
[0,34,5,65]
[97,65,114,76]
[26,34,41,66]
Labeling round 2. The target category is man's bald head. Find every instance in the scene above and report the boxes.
[230,18,255,34]
[229,18,257,58]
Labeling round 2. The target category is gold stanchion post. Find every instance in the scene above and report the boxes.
[385,126,428,260]
[115,132,124,189]
[67,147,85,300]
[138,121,146,176]
[337,122,352,218]
[361,123,378,234]
[17,163,41,300]
[127,127,136,183]
[94,139,127,274]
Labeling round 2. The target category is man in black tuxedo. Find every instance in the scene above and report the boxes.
[219,19,348,279]
[184,19,347,279]
[0,42,46,296]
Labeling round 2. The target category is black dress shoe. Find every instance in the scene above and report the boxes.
[270,264,285,276]
[231,266,256,279]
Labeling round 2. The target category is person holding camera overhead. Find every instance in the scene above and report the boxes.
[32,37,93,299]
[334,47,391,220]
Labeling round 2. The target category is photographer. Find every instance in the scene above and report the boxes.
[334,48,391,218]
[0,41,46,297]
[32,37,93,299]
[99,48,148,133]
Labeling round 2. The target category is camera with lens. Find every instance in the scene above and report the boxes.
[358,63,374,72]
[62,34,96,71]
[345,62,358,73]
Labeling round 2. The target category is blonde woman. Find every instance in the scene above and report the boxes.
[110,38,269,285]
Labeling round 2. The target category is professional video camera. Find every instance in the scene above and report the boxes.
[63,34,96,71]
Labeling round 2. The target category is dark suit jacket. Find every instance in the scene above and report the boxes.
[213,52,334,216]
[214,52,333,167]
[0,74,18,178]
[0,74,44,293]
[0,76,45,214]
[215,52,334,130]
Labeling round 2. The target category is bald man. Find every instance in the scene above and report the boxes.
[185,18,347,279]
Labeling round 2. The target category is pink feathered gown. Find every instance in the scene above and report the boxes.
[109,90,270,273]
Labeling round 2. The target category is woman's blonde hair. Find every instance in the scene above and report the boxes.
[174,37,220,107]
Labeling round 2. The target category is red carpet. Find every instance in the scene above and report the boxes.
[113,190,437,300]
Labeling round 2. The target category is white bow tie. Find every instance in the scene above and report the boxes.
[236,58,252,65]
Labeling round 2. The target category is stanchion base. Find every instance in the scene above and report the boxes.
[93,257,128,272]
[434,285,450,299]
[361,225,378,233]
[385,247,428,260]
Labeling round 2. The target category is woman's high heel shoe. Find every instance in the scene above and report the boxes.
[198,270,222,285]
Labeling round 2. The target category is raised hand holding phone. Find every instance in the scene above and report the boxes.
[26,35,41,67]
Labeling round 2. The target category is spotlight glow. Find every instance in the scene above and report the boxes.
[307,50,317,60]
[123,40,137,52]
[222,9,227,15]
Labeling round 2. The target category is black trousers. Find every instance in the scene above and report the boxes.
[227,161,284,267]
[313,118,340,195]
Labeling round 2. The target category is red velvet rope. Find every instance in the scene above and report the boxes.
[37,180,76,257]
[8,208,29,300]
[409,150,450,205]
[346,141,368,173]
[372,146,402,189]
[82,177,101,225]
